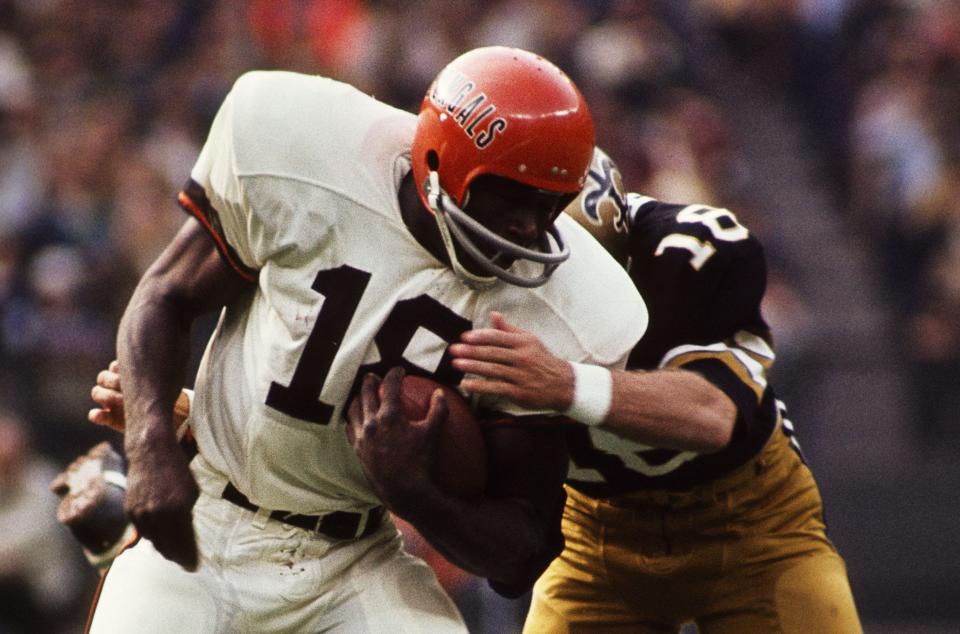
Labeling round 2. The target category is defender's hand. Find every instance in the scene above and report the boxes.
[51,442,132,559]
[346,367,447,513]
[89,361,192,433]
[450,311,575,411]
[89,360,126,432]
[124,440,199,571]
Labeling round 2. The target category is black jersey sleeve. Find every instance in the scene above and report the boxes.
[565,198,789,493]
[626,199,774,437]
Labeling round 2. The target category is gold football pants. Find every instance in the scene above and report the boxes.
[525,431,862,633]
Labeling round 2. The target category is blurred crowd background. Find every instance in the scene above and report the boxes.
[1,0,958,632]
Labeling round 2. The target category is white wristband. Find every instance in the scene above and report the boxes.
[102,470,128,490]
[563,363,612,426]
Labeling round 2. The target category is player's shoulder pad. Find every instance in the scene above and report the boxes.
[539,215,648,365]
[227,71,413,183]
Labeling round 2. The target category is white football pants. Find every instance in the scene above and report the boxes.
[87,456,466,633]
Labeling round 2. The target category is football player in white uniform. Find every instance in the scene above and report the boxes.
[81,48,646,633]
[449,149,862,633]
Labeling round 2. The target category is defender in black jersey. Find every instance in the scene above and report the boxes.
[450,149,862,633]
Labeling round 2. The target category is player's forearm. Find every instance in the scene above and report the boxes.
[602,368,735,453]
[117,281,194,461]
[393,490,561,590]
[389,420,567,591]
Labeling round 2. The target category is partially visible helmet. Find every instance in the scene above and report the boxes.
[564,147,633,267]
[411,46,595,288]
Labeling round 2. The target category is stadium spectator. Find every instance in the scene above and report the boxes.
[0,410,87,633]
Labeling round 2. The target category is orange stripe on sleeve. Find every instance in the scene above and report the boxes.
[177,191,258,284]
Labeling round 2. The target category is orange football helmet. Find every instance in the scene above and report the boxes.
[411,46,595,287]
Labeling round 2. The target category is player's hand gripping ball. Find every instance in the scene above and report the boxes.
[399,375,487,497]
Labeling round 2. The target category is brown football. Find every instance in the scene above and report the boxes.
[400,374,487,498]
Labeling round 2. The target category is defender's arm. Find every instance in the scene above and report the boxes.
[450,312,736,453]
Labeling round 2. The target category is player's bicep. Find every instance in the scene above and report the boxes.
[661,331,774,434]
[178,179,259,283]
[662,229,771,398]
[139,217,254,317]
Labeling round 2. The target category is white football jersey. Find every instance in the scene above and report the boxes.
[183,71,647,514]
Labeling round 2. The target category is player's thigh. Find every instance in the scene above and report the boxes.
[695,436,861,633]
[329,545,467,634]
[87,538,218,634]
[524,555,676,634]
[698,547,861,634]
[771,550,861,634]
[525,488,686,634]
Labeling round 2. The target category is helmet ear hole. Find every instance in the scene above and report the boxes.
[427,150,440,171]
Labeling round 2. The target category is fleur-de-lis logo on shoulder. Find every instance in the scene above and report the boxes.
[580,151,630,235]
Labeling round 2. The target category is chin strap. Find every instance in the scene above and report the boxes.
[425,171,570,289]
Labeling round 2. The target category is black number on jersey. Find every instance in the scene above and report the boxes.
[654,204,748,270]
[265,265,471,425]
[266,265,371,424]
[354,295,471,388]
